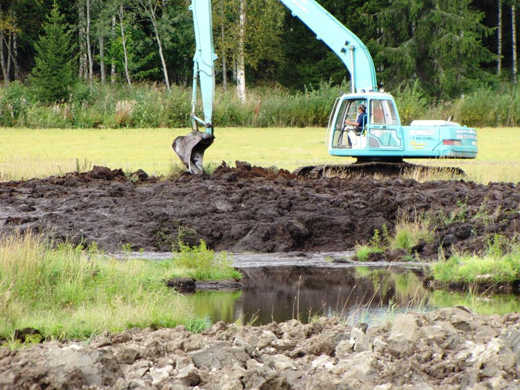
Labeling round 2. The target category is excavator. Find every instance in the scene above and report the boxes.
[173,0,477,176]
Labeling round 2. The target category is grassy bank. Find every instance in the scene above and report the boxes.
[1,127,519,184]
[0,234,238,342]
[432,244,520,284]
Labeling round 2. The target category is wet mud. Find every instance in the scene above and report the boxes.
[0,162,519,259]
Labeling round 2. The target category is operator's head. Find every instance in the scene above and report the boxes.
[358,104,366,112]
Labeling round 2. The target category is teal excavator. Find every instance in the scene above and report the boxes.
[173,0,477,175]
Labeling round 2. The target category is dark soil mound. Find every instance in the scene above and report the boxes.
[0,163,519,257]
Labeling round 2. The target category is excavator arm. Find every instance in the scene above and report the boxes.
[172,0,216,174]
[173,0,378,173]
[278,0,377,93]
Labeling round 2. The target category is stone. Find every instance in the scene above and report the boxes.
[335,339,354,358]
[350,326,370,352]
[166,278,196,293]
[150,364,173,385]
[257,330,278,349]
[176,364,201,386]
[332,351,375,380]
[266,354,297,371]
[190,343,250,370]
[387,314,418,355]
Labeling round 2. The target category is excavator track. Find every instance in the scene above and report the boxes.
[294,161,465,178]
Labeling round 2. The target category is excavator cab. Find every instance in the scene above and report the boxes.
[329,93,404,156]
[328,92,477,161]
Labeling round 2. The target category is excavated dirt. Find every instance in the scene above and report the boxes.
[0,162,519,259]
[2,308,520,389]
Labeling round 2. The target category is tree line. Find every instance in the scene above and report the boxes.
[0,0,518,102]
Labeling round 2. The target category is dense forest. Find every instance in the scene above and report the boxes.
[0,0,519,128]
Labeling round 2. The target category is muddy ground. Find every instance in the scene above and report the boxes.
[0,162,519,259]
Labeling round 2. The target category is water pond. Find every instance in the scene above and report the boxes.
[118,251,520,326]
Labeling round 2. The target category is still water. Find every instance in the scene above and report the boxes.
[115,251,520,326]
[185,266,520,326]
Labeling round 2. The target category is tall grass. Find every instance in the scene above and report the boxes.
[3,80,519,128]
[0,232,208,341]
[432,239,520,284]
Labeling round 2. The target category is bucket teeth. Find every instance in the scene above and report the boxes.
[172,131,214,174]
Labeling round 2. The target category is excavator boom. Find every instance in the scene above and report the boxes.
[173,0,380,173]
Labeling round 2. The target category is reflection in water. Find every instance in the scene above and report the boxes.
[182,266,520,325]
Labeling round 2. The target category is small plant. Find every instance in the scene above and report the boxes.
[355,245,384,261]
[185,317,211,333]
[121,243,133,253]
[354,227,387,261]
[173,240,242,280]
[390,216,433,252]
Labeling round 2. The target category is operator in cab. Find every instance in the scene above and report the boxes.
[344,103,368,149]
[344,103,367,134]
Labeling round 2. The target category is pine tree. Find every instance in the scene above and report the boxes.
[29,2,76,103]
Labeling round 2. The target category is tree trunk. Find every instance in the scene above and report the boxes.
[86,0,94,83]
[498,0,503,75]
[147,0,170,90]
[6,31,12,80]
[12,31,18,80]
[0,31,8,85]
[236,0,246,102]
[119,4,132,86]
[78,2,88,79]
[99,34,105,83]
[221,17,227,90]
[111,15,116,84]
[513,4,517,83]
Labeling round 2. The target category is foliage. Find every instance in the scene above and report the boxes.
[355,217,434,261]
[0,232,207,341]
[432,245,520,284]
[355,245,384,261]
[28,2,76,103]
[362,0,495,98]
[173,240,242,281]
[4,80,520,128]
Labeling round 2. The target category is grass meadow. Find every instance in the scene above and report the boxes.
[0,127,519,183]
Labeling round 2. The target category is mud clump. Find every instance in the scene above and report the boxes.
[1,309,520,389]
[0,163,519,257]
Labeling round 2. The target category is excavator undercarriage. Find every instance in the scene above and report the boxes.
[293,158,465,178]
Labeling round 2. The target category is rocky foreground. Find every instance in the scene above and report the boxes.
[2,308,520,389]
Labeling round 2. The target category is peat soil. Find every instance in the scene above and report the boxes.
[0,162,519,260]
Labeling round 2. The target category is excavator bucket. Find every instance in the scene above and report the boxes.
[172,130,214,174]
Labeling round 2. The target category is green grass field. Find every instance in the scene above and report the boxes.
[0,127,518,183]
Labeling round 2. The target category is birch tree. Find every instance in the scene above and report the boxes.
[86,0,94,82]
[134,0,170,89]
[236,0,246,102]
[119,2,132,86]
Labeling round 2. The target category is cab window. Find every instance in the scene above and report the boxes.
[370,100,399,126]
